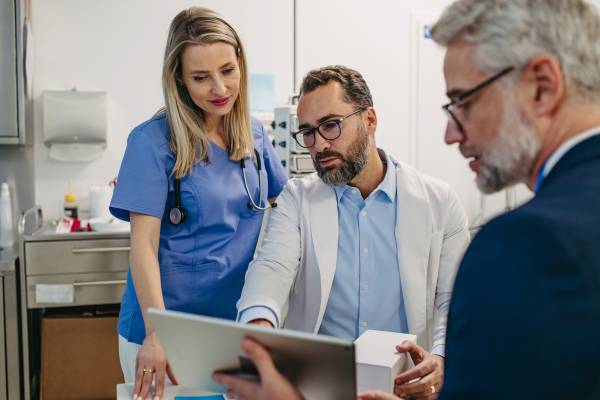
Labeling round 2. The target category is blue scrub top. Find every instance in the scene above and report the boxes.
[110,113,288,344]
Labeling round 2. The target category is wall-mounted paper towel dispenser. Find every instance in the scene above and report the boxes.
[43,91,107,162]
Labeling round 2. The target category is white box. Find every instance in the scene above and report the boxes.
[354,330,417,393]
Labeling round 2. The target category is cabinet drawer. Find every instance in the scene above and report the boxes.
[27,272,127,309]
[25,239,130,275]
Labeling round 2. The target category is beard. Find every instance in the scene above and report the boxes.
[312,122,371,187]
[461,94,541,194]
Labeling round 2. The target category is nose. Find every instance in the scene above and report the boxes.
[312,131,331,153]
[211,76,227,97]
[445,121,465,145]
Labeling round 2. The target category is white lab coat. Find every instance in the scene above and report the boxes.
[236,154,470,351]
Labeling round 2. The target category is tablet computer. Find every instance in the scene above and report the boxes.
[148,308,357,400]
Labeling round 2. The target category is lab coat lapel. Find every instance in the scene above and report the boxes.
[391,156,431,340]
[309,179,339,331]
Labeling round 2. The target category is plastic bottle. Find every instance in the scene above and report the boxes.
[0,183,14,247]
[64,181,79,219]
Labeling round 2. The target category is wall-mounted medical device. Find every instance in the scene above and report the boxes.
[43,90,107,162]
[273,95,316,178]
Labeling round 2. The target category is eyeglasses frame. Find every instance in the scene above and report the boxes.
[291,108,366,149]
[442,66,515,132]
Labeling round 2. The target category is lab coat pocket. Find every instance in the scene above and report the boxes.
[160,262,218,314]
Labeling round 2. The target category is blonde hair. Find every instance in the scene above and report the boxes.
[161,7,252,179]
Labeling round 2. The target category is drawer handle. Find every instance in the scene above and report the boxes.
[72,247,131,253]
[73,280,127,287]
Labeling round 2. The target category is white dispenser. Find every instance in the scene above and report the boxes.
[0,183,14,247]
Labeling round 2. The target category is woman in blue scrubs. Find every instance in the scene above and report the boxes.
[109,7,288,399]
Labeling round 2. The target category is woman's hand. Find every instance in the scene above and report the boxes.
[132,331,178,400]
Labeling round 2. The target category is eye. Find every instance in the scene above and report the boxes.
[223,68,235,74]
[457,102,470,111]
[321,121,338,130]
[194,76,206,82]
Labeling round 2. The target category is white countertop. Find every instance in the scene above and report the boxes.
[116,383,224,400]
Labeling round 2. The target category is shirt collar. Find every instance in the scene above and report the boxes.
[542,125,600,179]
[333,148,396,202]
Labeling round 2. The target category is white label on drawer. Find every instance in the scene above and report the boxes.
[35,284,74,304]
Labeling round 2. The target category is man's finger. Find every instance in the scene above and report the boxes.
[241,338,278,379]
[166,363,178,385]
[212,372,261,398]
[395,358,435,385]
[395,372,438,396]
[396,341,424,361]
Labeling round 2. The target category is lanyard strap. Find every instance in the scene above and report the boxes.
[534,161,547,194]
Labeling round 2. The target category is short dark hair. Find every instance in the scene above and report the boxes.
[299,65,373,109]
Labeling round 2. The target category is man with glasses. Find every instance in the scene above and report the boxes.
[231,65,470,399]
[427,0,600,399]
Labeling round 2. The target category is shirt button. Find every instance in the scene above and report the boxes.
[352,189,357,194]
[362,321,368,327]
[364,285,369,290]
[364,248,369,254]
[361,211,366,216]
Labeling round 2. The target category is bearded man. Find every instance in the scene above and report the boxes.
[234,65,470,399]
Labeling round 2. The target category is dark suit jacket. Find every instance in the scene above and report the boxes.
[439,134,600,399]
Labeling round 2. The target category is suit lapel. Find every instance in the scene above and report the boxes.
[309,179,339,331]
[391,156,432,339]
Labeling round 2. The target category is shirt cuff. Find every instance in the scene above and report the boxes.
[431,344,445,358]
[238,306,279,328]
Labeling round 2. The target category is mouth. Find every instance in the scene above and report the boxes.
[468,156,481,171]
[209,97,230,107]
[318,157,338,168]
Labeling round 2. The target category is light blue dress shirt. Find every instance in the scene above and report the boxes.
[240,150,444,356]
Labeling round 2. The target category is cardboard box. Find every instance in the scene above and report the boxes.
[40,306,124,400]
[354,330,417,393]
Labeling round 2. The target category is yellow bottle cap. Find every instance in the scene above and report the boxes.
[65,181,76,202]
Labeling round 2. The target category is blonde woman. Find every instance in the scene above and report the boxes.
[109,7,287,400]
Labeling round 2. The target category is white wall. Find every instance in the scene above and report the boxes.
[32,0,600,222]
[31,0,294,220]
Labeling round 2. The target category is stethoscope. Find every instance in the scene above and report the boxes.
[169,148,276,225]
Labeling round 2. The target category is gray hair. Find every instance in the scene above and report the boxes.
[430,0,600,105]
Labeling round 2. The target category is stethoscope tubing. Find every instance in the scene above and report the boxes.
[170,148,273,225]
[242,149,273,211]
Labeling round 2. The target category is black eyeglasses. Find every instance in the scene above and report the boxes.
[442,66,515,132]
[291,108,365,149]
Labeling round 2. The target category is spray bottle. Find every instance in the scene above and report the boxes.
[0,183,14,248]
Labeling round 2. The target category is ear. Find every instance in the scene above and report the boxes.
[365,107,377,135]
[521,54,564,117]
[175,73,186,87]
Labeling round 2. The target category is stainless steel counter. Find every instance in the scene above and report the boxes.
[19,212,131,400]
[0,245,17,272]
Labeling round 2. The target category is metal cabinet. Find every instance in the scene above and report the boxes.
[0,0,25,144]
[0,245,23,400]
[19,215,131,399]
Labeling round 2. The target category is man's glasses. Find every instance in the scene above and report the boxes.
[442,66,515,132]
[291,108,365,149]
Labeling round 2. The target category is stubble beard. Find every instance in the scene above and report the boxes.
[462,92,541,194]
[313,122,371,187]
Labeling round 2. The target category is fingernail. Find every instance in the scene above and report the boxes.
[154,396,159,400]
[132,395,137,400]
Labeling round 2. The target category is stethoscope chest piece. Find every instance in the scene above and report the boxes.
[169,178,187,225]
[169,205,187,225]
